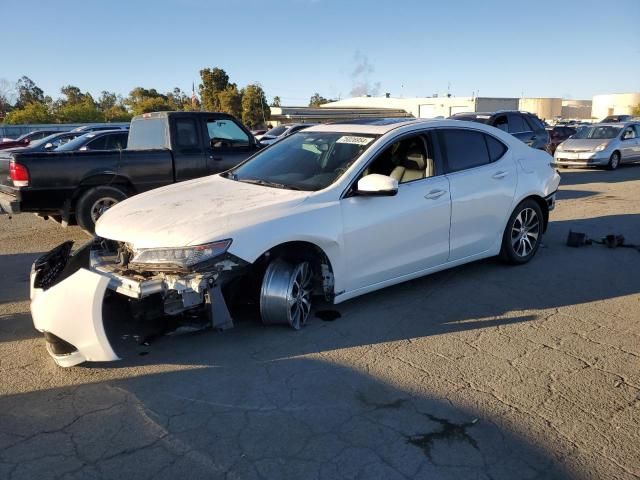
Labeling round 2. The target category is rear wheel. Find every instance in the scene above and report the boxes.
[75,186,128,234]
[607,152,620,170]
[260,259,313,329]
[500,199,543,265]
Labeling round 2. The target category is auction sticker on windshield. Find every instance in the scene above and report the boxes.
[336,135,374,145]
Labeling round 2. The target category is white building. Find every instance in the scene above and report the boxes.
[322,96,519,118]
[591,93,640,120]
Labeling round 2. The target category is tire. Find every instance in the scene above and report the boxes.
[75,186,128,234]
[500,199,543,265]
[607,151,620,170]
[259,258,313,329]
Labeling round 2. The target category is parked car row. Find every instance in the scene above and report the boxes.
[449,110,551,151]
[27,116,560,366]
[0,112,260,232]
[553,122,640,170]
[0,124,129,151]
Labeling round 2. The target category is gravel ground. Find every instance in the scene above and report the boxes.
[0,166,639,480]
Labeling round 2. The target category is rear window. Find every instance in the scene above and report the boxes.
[128,117,168,150]
[525,115,545,130]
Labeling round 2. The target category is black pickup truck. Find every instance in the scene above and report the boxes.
[0,111,260,232]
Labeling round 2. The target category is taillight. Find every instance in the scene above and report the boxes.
[9,161,29,187]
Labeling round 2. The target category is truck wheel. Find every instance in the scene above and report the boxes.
[76,186,127,234]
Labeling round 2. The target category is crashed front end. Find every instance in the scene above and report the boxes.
[30,239,249,367]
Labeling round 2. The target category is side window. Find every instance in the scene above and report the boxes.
[108,133,128,149]
[507,114,528,133]
[484,134,507,161]
[622,127,636,140]
[175,118,199,148]
[493,115,508,132]
[85,136,109,150]
[525,115,544,131]
[440,129,491,173]
[633,125,640,137]
[207,119,250,150]
[360,135,432,184]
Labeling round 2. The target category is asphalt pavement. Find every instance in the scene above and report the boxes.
[1,166,639,480]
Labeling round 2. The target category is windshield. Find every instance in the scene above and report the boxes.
[572,125,622,140]
[228,131,378,191]
[55,133,93,151]
[263,125,288,137]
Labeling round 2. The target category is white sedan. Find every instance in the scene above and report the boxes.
[30,118,560,366]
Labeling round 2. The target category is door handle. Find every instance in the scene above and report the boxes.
[492,171,509,179]
[424,189,446,199]
[209,155,223,161]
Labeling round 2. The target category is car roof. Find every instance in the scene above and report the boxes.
[303,118,507,135]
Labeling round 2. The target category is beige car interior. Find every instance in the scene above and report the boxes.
[363,136,434,184]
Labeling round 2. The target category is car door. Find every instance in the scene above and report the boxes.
[439,127,517,261]
[633,125,640,160]
[172,116,207,181]
[204,117,257,172]
[619,126,638,162]
[340,132,451,293]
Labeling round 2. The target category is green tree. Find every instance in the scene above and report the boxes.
[57,98,103,123]
[15,76,45,109]
[199,67,229,111]
[309,92,329,107]
[241,84,270,128]
[218,85,243,118]
[4,102,54,124]
[271,96,281,107]
[632,104,640,116]
[125,87,172,116]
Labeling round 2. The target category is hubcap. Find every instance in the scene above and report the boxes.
[611,154,619,168]
[90,197,118,223]
[510,208,540,257]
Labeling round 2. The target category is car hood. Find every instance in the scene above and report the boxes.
[96,175,310,249]
[559,138,612,150]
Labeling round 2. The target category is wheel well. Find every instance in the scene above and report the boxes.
[524,195,549,233]
[74,177,135,201]
[254,241,335,297]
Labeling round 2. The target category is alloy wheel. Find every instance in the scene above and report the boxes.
[510,208,540,257]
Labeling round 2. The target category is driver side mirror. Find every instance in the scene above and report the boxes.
[44,142,54,150]
[356,174,398,197]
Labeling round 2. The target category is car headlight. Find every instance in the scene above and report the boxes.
[130,239,232,268]
[555,143,564,152]
[594,142,609,152]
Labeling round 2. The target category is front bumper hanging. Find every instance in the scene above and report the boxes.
[30,241,244,367]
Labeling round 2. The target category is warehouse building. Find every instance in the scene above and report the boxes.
[321,96,519,118]
[591,93,640,120]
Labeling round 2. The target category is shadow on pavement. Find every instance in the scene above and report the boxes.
[0,358,576,480]
[558,164,639,186]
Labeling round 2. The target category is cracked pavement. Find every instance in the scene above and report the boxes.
[1,166,639,479]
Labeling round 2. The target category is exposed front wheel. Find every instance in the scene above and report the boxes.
[75,186,128,234]
[260,259,313,329]
[607,152,620,170]
[500,199,543,265]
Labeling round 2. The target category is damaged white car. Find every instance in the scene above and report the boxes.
[30,119,560,366]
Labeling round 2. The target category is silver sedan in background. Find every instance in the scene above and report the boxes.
[554,122,640,170]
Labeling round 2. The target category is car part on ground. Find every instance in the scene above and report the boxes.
[30,118,560,366]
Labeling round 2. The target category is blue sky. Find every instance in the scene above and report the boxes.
[4,0,639,104]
